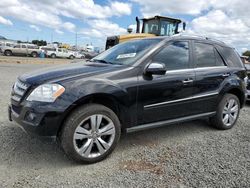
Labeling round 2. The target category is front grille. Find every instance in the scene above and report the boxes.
[11,79,30,102]
[11,104,21,114]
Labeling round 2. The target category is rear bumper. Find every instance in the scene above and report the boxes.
[9,103,64,137]
[247,90,250,101]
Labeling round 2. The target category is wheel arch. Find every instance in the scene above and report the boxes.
[4,49,12,55]
[57,93,129,137]
[220,87,245,108]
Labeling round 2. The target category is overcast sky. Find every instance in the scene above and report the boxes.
[0,0,249,53]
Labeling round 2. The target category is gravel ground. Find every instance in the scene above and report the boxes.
[0,62,249,188]
[0,55,81,64]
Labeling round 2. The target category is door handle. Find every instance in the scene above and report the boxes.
[221,73,230,78]
[182,78,193,84]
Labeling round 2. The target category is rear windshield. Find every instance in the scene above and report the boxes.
[93,38,163,65]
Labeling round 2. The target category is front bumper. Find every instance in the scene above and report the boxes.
[8,102,64,137]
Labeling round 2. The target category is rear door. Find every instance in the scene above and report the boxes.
[191,41,230,114]
[21,44,28,55]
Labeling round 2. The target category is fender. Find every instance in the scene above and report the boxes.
[218,73,246,106]
[59,77,138,128]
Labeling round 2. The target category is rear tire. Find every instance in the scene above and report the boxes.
[31,52,38,58]
[60,104,121,164]
[51,53,56,58]
[69,55,74,59]
[4,50,12,56]
[209,94,240,130]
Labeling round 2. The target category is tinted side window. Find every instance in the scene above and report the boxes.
[217,46,244,68]
[152,41,189,70]
[215,49,225,66]
[195,42,218,67]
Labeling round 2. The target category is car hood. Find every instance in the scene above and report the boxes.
[19,62,124,85]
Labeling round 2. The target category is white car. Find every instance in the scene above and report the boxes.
[73,51,85,59]
[45,48,76,59]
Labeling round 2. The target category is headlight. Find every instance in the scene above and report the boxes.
[26,84,65,102]
[244,76,248,86]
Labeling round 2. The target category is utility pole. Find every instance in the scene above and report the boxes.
[75,32,77,50]
[51,33,53,44]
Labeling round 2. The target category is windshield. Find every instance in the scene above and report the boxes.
[160,21,178,36]
[143,19,178,36]
[92,38,162,65]
[143,19,159,35]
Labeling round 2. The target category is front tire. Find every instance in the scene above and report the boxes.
[60,104,121,163]
[4,50,12,56]
[210,94,240,130]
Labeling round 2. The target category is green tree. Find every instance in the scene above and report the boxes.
[32,40,47,46]
[242,50,250,57]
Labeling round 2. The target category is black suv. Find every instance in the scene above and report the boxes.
[9,36,247,163]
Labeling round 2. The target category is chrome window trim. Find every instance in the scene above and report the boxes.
[194,66,228,71]
[162,66,228,74]
[144,92,219,109]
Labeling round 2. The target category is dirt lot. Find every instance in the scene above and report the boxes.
[0,55,77,64]
[0,61,249,187]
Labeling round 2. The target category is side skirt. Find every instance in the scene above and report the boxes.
[126,112,216,133]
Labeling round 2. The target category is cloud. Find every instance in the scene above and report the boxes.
[56,0,131,19]
[110,1,132,16]
[62,22,76,32]
[0,0,131,32]
[131,0,250,52]
[0,16,13,26]
[55,29,64,35]
[188,10,250,52]
[79,19,127,38]
[29,25,41,32]
[132,0,211,17]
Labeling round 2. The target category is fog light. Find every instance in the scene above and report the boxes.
[25,112,36,122]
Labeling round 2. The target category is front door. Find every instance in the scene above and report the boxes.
[137,40,195,124]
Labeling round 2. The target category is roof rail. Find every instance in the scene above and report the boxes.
[173,33,226,44]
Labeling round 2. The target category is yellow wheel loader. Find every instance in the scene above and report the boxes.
[105,15,186,49]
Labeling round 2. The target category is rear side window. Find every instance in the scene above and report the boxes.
[152,41,189,70]
[194,42,225,68]
[217,46,244,68]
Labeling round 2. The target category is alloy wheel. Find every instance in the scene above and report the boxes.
[73,114,116,158]
[222,98,239,126]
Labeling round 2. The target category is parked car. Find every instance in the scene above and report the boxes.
[83,51,99,59]
[244,63,250,100]
[9,35,247,163]
[73,51,85,59]
[46,48,76,59]
[2,44,41,57]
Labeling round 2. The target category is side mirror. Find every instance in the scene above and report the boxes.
[145,62,167,75]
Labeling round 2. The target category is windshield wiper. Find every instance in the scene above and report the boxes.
[92,59,121,65]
